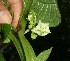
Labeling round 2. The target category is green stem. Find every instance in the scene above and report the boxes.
[8,32,25,61]
[18,30,36,61]
[24,0,33,17]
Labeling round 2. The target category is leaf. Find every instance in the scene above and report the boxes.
[3,37,10,43]
[18,15,36,61]
[0,51,6,61]
[30,0,61,27]
[18,30,36,61]
[1,24,12,42]
[37,47,53,61]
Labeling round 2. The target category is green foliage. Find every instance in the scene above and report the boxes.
[23,0,33,16]
[0,0,61,61]
[18,27,36,61]
[3,37,10,43]
[1,24,25,61]
[1,24,12,38]
[25,10,51,39]
[19,17,52,61]
[0,51,6,61]
[1,24,12,43]
[18,10,52,61]
[8,32,25,61]
[37,47,53,61]
[24,0,61,27]
[19,9,37,61]
[31,0,61,27]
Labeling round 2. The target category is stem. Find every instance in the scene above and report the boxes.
[18,30,36,61]
[24,0,33,17]
[9,32,25,61]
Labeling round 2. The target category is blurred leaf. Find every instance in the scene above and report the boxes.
[3,37,10,43]
[0,51,6,61]
[37,47,53,61]
[30,0,61,27]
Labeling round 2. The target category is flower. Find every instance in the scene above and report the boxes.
[31,20,51,36]
[25,10,51,39]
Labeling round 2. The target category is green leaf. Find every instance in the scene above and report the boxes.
[37,47,53,61]
[0,51,6,61]
[18,30,36,61]
[3,37,10,43]
[1,23,25,61]
[18,15,36,61]
[30,0,61,27]
[1,24,12,42]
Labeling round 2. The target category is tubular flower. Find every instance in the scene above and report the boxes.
[31,20,51,36]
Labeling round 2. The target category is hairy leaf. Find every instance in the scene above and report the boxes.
[37,47,53,61]
[30,0,61,27]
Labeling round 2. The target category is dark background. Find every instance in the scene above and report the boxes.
[1,0,70,61]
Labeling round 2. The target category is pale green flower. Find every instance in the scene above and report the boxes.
[25,10,51,39]
[31,20,51,36]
